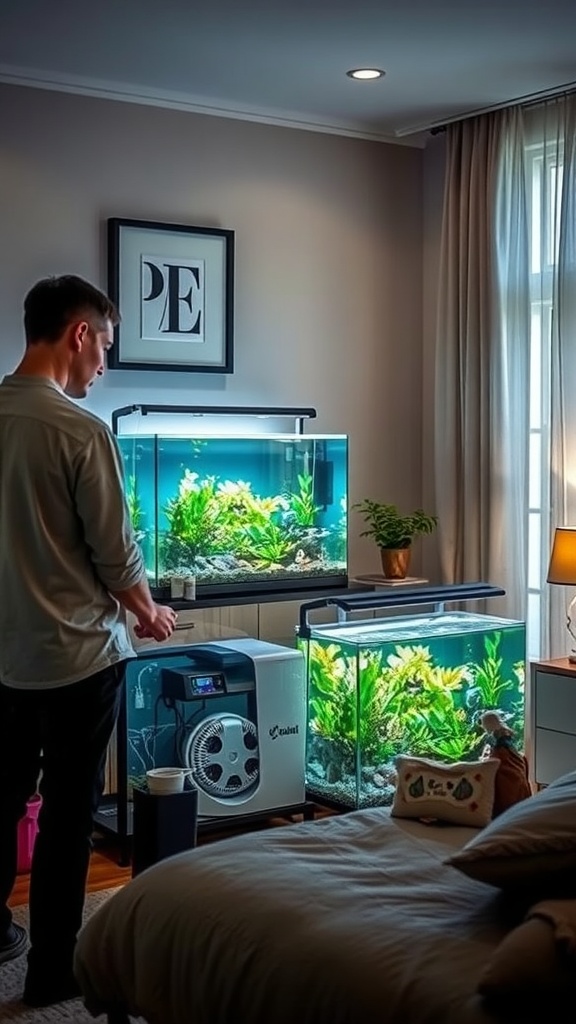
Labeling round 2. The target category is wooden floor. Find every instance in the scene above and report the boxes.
[9,839,133,908]
[9,804,335,908]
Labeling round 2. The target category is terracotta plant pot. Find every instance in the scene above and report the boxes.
[380,547,411,580]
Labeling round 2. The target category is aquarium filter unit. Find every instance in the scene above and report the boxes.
[297,583,526,812]
[112,404,348,598]
[157,638,306,818]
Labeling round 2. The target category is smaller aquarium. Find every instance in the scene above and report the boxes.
[116,418,348,598]
[298,587,526,810]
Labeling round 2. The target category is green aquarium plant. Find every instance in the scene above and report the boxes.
[307,642,388,773]
[287,473,320,529]
[126,475,145,534]
[240,519,297,568]
[377,644,479,761]
[163,470,224,559]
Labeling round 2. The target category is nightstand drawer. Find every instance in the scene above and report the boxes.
[535,727,576,785]
[535,671,576,731]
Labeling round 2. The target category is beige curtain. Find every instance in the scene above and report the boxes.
[433,111,529,620]
[434,94,576,650]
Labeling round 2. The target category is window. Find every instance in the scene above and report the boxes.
[526,142,564,661]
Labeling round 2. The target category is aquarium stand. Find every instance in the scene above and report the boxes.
[111,404,318,436]
[297,581,505,638]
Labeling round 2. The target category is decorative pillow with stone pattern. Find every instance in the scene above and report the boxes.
[391,755,499,827]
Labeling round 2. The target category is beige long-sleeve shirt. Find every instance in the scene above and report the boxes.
[0,374,145,688]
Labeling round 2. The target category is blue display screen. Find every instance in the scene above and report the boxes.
[192,674,224,695]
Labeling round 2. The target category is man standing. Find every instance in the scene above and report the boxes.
[0,275,177,1006]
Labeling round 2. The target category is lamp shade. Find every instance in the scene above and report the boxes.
[547,527,576,585]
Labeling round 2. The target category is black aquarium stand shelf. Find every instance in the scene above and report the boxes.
[164,582,374,611]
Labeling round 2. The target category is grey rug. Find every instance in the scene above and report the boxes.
[0,889,143,1023]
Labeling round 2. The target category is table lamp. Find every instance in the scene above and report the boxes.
[547,526,576,662]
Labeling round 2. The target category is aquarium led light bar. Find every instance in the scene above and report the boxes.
[112,405,317,436]
[297,582,507,638]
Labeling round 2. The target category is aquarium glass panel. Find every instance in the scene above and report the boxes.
[301,611,526,810]
[117,433,348,597]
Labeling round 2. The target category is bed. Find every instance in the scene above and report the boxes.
[73,801,575,1024]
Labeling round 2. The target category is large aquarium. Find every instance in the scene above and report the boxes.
[299,605,525,810]
[117,432,348,598]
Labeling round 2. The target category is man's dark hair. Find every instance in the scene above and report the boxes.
[23,275,120,344]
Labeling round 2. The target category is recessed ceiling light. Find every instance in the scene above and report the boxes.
[346,68,385,81]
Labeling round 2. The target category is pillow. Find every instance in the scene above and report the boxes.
[390,755,499,827]
[446,770,576,894]
[478,898,576,1006]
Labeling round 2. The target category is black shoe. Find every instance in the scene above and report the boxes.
[22,969,82,1007]
[0,923,28,965]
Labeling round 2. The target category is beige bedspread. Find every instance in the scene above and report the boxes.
[74,809,525,1024]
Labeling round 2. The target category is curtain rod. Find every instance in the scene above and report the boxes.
[394,79,576,137]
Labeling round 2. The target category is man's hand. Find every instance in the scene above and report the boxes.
[134,603,178,642]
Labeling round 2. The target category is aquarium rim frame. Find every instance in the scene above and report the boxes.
[111,404,318,436]
[296,582,506,638]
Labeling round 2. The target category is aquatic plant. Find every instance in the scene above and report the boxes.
[213,481,300,564]
[307,642,387,770]
[287,473,320,528]
[240,519,297,568]
[215,480,287,550]
[126,475,144,532]
[163,472,303,570]
[466,632,510,708]
[164,470,224,558]
[377,645,479,761]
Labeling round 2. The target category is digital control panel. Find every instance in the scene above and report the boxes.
[161,667,227,702]
[188,673,226,696]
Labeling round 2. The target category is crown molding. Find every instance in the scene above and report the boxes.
[0,64,423,147]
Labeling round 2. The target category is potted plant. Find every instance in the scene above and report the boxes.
[353,500,438,579]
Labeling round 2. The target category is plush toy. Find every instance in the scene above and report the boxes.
[481,711,532,817]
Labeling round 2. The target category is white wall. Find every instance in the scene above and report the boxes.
[0,84,425,578]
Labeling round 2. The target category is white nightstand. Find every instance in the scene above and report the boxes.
[530,658,576,786]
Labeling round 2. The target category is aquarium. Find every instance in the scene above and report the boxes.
[117,432,348,597]
[300,609,526,810]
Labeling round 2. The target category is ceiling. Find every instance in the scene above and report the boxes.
[1,0,575,145]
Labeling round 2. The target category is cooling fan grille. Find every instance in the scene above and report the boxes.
[183,713,259,798]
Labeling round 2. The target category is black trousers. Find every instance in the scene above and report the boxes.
[0,662,125,970]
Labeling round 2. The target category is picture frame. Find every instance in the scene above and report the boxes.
[107,217,234,373]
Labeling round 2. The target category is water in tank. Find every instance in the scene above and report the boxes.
[117,432,348,598]
[300,610,525,810]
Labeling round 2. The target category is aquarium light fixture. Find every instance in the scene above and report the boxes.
[297,583,507,639]
[112,405,317,436]
[547,527,576,662]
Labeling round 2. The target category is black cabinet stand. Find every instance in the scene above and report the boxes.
[131,785,198,877]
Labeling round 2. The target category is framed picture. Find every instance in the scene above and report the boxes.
[107,217,234,373]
